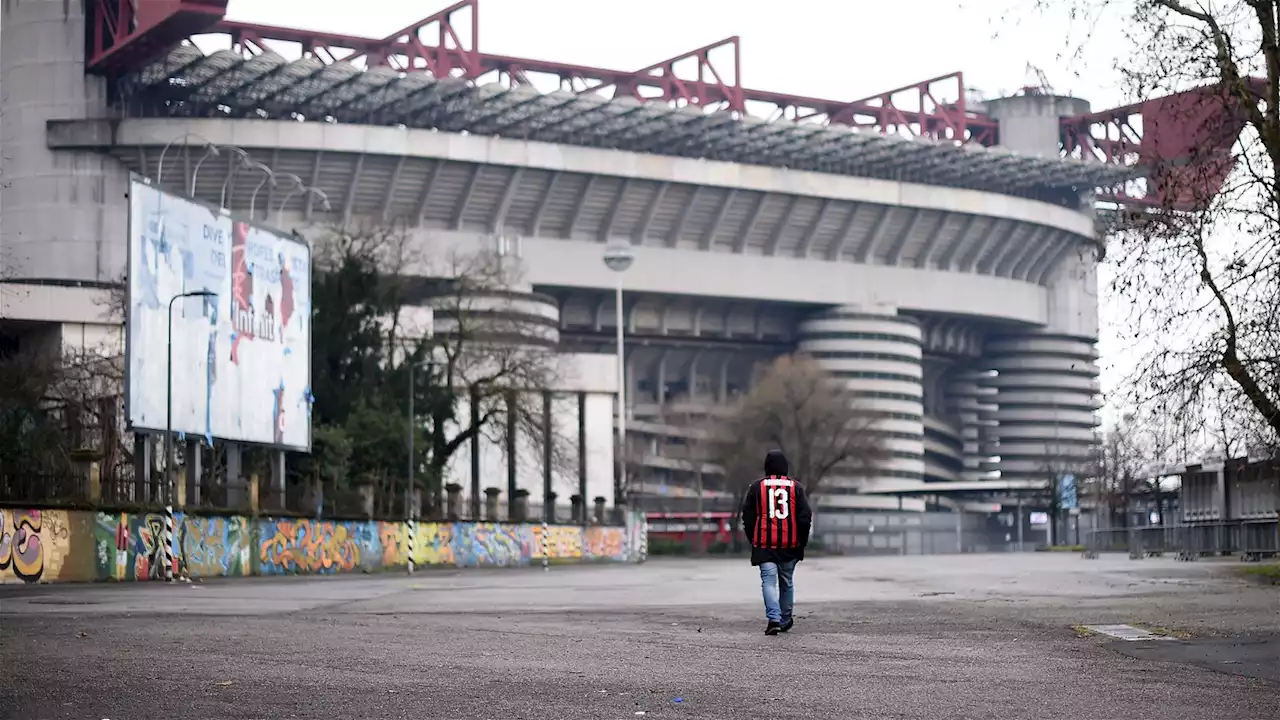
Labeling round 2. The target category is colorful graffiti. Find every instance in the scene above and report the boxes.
[179,515,251,579]
[92,512,174,581]
[454,523,530,567]
[414,523,458,566]
[533,524,584,560]
[259,519,374,575]
[1,509,46,582]
[585,526,628,561]
[0,508,647,584]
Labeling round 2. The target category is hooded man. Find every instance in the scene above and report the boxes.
[739,450,813,635]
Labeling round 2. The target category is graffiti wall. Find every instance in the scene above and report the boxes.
[0,509,646,584]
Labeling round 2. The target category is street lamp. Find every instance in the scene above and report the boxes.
[166,289,218,509]
[219,149,253,209]
[602,243,635,509]
[247,162,277,220]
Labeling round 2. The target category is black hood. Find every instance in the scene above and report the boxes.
[763,450,789,477]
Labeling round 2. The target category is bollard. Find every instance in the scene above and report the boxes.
[541,521,550,572]
[407,517,417,573]
[639,514,649,563]
[163,505,175,582]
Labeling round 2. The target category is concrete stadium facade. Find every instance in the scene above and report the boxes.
[0,0,1129,511]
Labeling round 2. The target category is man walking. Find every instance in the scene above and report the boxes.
[740,450,813,635]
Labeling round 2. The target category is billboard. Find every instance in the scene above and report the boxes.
[126,177,312,451]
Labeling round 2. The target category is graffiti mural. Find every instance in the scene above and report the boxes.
[532,525,584,560]
[584,526,628,561]
[414,523,457,566]
[379,522,407,567]
[0,509,89,584]
[0,509,45,582]
[453,523,531,567]
[179,515,251,579]
[1,508,644,583]
[259,519,381,575]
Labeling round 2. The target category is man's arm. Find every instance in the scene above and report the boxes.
[795,483,814,548]
[739,481,759,546]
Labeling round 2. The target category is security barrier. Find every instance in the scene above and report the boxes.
[1082,520,1279,561]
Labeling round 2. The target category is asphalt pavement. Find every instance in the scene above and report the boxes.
[2,553,1278,719]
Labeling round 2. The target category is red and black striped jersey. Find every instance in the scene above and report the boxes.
[743,475,812,550]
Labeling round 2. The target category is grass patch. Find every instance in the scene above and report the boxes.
[1071,625,1097,638]
[1237,563,1280,585]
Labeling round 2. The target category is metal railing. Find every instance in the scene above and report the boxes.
[1083,520,1279,561]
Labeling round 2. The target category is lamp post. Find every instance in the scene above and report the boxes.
[602,244,635,509]
[166,289,217,506]
[247,162,277,220]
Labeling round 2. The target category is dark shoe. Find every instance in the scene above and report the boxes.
[765,621,781,635]
[779,618,794,633]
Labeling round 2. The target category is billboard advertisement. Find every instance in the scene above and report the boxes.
[127,177,312,451]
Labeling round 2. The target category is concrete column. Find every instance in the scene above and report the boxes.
[185,438,202,507]
[984,93,1091,158]
[513,489,530,522]
[484,487,502,521]
[271,450,286,510]
[796,306,925,492]
[446,483,463,520]
[226,443,244,508]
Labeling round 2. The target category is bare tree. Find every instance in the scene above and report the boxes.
[707,354,888,499]
[1042,0,1280,453]
[1090,416,1150,529]
[423,248,574,516]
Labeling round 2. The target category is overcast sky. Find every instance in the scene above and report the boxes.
[221,0,1139,418]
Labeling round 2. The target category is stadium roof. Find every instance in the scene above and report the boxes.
[120,44,1138,201]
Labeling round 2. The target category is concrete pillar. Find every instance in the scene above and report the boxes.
[271,450,286,510]
[796,306,925,491]
[984,93,1091,158]
[1,0,131,285]
[484,487,502,521]
[408,485,422,521]
[88,462,102,504]
[446,483,463,520]
[226,442,244,507]
[357,477,375,519]
[545,491,558,523]
[248,473,260,515]
[513,489,530,522]
[185,437,202,507]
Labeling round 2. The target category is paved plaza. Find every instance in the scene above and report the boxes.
[2,554,1277,719]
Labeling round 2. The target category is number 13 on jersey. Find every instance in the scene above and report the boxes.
[767,487,791,519]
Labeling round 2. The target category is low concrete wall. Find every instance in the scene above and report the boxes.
[0,508,648,584]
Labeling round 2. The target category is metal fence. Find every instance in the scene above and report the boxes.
[1083,520,1279,561]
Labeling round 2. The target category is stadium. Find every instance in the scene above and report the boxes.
[4,0,1212,518]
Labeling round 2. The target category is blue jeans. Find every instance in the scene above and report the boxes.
[759,560,796,623]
